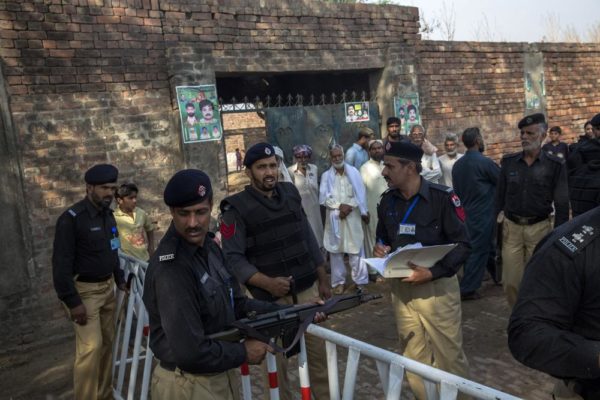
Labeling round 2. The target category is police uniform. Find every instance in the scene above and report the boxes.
[376,141,471,400]
[220,143,329,400]
[508,206,600,400]
[52,164,124,400]
[496,113,569,307]
[143,169,282,400]
[567,113,600,217]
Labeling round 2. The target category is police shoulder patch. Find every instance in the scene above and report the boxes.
[158,253,175,262]
[555,224,599,258]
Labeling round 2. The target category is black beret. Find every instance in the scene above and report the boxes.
[164,169,212,207]
[518,113,546,129]
[387,117,401,126]
[590,113,600,127]
[84,164,118,185]
[384,140,423,162]
[243,142,276,167]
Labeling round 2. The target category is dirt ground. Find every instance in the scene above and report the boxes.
[0,277,555,400]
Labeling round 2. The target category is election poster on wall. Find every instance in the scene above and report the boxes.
[344,101,370,123]
[176,85,223,143]
[394,94,421,134]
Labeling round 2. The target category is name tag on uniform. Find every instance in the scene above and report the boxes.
[398,224,416,236]
[110,237,121,250]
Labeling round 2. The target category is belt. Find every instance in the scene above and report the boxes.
[159,361,219,376]
[76,274,112,283]
[505,213,548,226]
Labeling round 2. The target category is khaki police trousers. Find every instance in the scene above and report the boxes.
[151,364,240,400]
[68,278,116,400]
[390,276,471,400]
[261,282,330,400]
[502,218,552,307]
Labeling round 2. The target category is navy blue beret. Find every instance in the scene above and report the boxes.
[164,169,212,207]
[84,164,118,185]
[590,113,600,127]
[384,140,423,162]
[387,117,401,126]
[243,142,276,167]
[518,113,546,129]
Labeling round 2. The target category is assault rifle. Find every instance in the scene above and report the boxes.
[209,291,382,356]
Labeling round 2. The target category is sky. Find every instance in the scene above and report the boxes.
[373,0,599,42]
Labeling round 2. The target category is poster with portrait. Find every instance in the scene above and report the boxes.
[176,85,223,144]
[344,102,370,123]
[394,94,421,134]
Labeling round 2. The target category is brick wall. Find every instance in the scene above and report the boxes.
[0,0,420,352]
[415,41,600,161]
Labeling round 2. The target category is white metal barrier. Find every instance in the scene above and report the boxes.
[112,252,153,400]
[112,252,521,400]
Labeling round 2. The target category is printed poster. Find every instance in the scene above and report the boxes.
[344,101,370,123]
[176,85,223,143]
[394,94,421,134]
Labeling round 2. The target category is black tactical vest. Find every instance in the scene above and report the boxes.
[569,159,600,217]
[223,182,316,301]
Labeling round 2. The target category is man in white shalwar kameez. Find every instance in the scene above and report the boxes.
[360,140,387,258]
[320,144,369,294]
[289,144,324,249]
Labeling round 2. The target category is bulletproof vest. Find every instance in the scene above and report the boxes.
[569,159,600,217]
[224,183,316,301]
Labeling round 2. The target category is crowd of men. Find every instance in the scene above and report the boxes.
[51,111,600,399]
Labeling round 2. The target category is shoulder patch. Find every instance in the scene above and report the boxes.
[449,192,466,222]
[158,253,175,262]
[220,221,235,240]
[555,224,599,258]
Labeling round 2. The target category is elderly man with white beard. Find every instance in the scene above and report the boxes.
[320,144,369,294]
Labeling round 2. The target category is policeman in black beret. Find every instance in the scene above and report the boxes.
[567,112,600,216]
[143,169,283,400]
[52,163,126,400]
[373,140,472,399]
[496,112,569,307]
[220,142,331,400]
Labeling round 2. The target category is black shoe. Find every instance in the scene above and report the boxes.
[461,291,482,301]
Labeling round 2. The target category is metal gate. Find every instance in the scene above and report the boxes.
[219,92,380,173]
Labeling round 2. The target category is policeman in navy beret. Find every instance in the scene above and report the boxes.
[52,163,125,399]
[243,142,275,168]
[144,169,281,400]
[375,128,472,399]
[497,111,568,308]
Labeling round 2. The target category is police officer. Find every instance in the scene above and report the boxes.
[508,206,600,400]
[496,113,569,307]
[142,169,281,400]
[220,142,331,400]
[567,113,600,217]
[373,141,471,400]
[52,164,126,400]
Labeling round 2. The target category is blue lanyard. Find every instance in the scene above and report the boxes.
[401,196,420,224]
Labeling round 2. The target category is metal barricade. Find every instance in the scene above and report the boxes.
[112,252,153,400]
[111,253,520,400]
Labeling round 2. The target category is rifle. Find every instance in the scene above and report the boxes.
[209,291,382,356]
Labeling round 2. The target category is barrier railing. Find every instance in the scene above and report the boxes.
[112,253,520,400]
[112,252,153,400]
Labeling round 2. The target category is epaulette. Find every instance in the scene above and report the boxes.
[219,200,231,214]
[544,151,565,164]
[380,188,394,198]
[429,183,453,193]
[555,222,600,259]
[67,203,85,218]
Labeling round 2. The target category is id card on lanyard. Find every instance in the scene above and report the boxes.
[398,196,419,236]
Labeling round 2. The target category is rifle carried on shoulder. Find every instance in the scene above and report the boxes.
[209,291,382,356]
